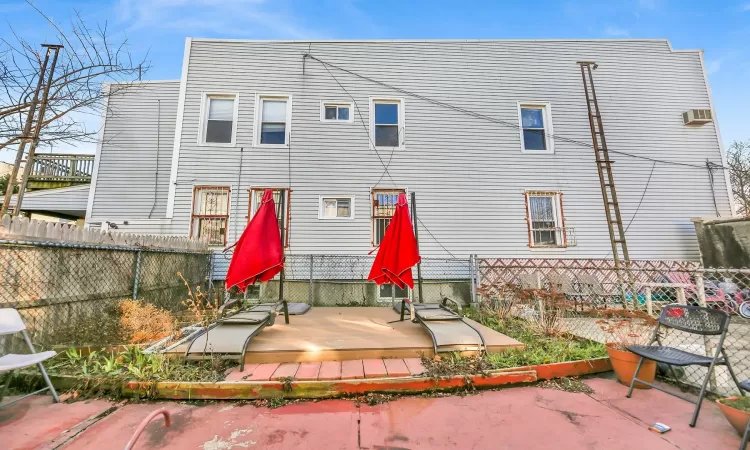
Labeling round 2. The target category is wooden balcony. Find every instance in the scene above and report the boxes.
[27,154,94,189]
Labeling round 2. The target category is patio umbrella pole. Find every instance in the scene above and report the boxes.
[279,190,289,324]
[410,192,424,304]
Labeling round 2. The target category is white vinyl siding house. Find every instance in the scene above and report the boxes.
[87,39,732,261]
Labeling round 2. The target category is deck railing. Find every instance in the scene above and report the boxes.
[28,154,94,183]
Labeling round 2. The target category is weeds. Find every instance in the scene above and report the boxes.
[465,309,607,369]
[539,377,594,394]
[595,308,657,350]
[48,346,229,383]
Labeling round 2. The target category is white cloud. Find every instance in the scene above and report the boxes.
[706,58,723,75]
[116,0,325,40]
[604,26,630,37]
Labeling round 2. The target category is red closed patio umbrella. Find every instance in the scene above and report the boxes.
[225,189,284,292]
[368,193,421,290]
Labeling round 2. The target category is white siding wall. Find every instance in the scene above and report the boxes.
[93,40,732,260]
[90,81,180,223]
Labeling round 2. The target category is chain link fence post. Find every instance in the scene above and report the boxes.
[470,254,477,305]
[132,249,142,300]
[309,254,314,306]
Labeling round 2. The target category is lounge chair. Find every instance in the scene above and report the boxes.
[183,300,279,371]
[546,272,586,310]
[0,308,59,407]
[518,272,543,290]
[577,272,616,307]
[393,297,486,355]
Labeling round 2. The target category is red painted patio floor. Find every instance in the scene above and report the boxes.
[0,375,740,449]
[225,357,427,382]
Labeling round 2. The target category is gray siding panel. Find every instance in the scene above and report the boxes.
[90,81,180,221]
[98,40,732,260]
[11,185,90,214]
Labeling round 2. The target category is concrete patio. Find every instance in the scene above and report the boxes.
[0,375,741,449]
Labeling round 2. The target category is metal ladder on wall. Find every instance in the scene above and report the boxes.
[578,62,633,307]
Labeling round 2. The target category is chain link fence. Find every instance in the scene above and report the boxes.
[0,239,211,353]
[478,258,750,396]
[213,253,476,307]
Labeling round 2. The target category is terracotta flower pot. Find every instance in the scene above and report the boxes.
[717,397,750,436]
[605,343,656,389]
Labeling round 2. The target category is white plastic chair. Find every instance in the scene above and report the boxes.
[0,308,59,406]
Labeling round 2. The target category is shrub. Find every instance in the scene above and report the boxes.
[119,300,176,344]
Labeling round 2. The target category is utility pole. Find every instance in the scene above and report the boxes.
[12,44,64,216]
[1,45,63,216]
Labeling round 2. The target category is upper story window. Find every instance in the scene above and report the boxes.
[249,188,290,247]
[201,94,237,145]
[319,196,354,219]
[372,188,405,246]
[370,98,404,148]
[518,102,554,153]
[525,191,568,248]
[255,95,291,146]
[190,186,230,246]
[321,102,352,122]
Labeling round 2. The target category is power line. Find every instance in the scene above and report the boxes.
[307,54,727,171]
[603,161,656,259]
[319,61,397,187]
[315,55,458,257]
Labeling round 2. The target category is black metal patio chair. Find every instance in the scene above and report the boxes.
[626,304,744,427]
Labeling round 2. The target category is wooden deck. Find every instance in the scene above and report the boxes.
[242,307,523,364]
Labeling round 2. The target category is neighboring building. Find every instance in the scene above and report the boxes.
[86,38,733,263]
[0,162,13,177]
[9,184,89,226]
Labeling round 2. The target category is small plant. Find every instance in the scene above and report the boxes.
[278,376,295,393]
[477,282,521,322]
[521,288,570,337]
[595,309,657,350]
[179,272,220,329]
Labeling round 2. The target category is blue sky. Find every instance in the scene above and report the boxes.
[1,0,748,158]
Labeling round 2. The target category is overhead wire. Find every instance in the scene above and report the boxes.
[306,54,727,171]
[315,55,458,257]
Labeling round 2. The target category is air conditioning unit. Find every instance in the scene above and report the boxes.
[683,109,713,125]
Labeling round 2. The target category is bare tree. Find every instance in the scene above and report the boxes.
[0,2,149,153]
[727,139,750,216]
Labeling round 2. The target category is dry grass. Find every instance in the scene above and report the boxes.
[118,300,176,344]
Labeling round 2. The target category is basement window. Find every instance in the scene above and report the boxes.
[319,196,354,219]
[525,191,568,248]
[518,103,554,153]
[191,186,230,246]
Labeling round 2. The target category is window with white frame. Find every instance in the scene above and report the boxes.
[371,99,403,148]
[321,102,352,122]
[249,188,290,247]
[371,188,405,246]
[525,191,566,248]
[256,95,290,146]
[518,103,553,152]
[379,284,409,300]
[319,196,353,219]
[202,95,237,144]
[191,186,230,245]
